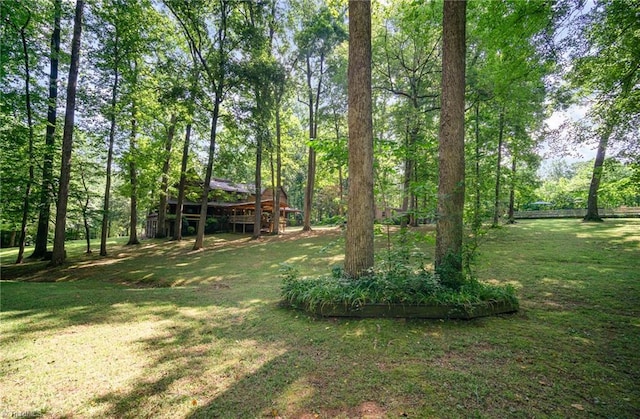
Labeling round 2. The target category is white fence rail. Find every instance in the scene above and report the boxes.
[513,207,640,219]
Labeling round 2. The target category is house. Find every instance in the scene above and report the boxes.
[145,178,299,238]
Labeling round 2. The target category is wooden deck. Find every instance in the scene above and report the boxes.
[229,214,287,233]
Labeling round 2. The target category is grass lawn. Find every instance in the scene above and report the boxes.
[1,220,638,418]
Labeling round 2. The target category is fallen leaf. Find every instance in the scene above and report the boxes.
[571,404,584,411]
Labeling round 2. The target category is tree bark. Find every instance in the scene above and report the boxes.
[252,117,263,240]
[32,0,61,259]
[345,0,374,278]
[191,2,228,251]
[272,103,282,234]
[156,114,177,238]
[173,69,198,241]
[332,107,345,217]
[435,0,466,289]
[400,126,411,228]
[410,161,418,227]
[173,122,191,241]
[193,105,220,250]
[302,57,316,231]
[15,11,34,265]
[79,169,91,253]
[492,109,504,227]
[507,154,517,224]
[50,0,84,267]
[473,100,481,229]
[127,68,140,246]
[584,129,610,222]
[100,32,118,256]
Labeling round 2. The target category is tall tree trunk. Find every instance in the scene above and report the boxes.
[15,12,34,265]
[303,147,316,231]
[272,102,283,234]
[410,166,418,227]
[191,1,228,251]
[194,104,220,250]
[253,88,264,240]
[100,35,118,256]
[127,78,140,246]
[400,126,411,228]
[345,0,374,278]
[507,154,517,224]
[435,0,466,289]
[473,100,481,229]
[79,170,91,253]
[83,210,91,253]
[338,166,344,217]
[302,56,319,232]
[584,129,610,222]
[492,109,505,227]
[332,108,345,217]
[253,139,263,240]
[51,0,84,267]
[32,0,61,259]
[173,69,198,241]
[156,114,177,238]
[270,138,276,233]
[173,122,191,241]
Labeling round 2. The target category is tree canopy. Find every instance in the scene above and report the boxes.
[1,0,637,269]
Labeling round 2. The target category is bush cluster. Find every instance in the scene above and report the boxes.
[280,262,518,311]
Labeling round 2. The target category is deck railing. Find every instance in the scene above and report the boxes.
[229,214,255,224]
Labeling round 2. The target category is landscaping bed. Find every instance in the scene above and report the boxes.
[280,262,519,320]
[284,298,518,319]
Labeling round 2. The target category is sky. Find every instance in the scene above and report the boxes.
[537,0,598,176]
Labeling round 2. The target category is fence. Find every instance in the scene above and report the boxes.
[512,207,640,219]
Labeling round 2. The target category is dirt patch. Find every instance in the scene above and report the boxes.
[294,401,387,419]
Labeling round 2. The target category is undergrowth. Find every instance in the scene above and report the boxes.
[280,227,518,312]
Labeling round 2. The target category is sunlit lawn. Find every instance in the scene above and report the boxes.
[1,220,638,418]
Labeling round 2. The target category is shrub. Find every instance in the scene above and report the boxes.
[280,262,517,311]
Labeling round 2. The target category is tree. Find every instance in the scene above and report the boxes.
[125,58,141,245]
[267,0,294,236]
[435,0,466,289]
[492,108,505,227]
[236,0,278,240]
[31,0,62,259]
[173,70,199,241]
[584,125,612,221]
[166,0,234,250]
[375,0,441,227]
[5,6,35,264]
[294,3,346,231]
[156,114,177,238]
[70,134,102,254]
[270,40,290,235]
[567,0,640,221]
[97,5,120,256]
[466,0,560,227]
[51,0,84,267]
[344,0,374,278]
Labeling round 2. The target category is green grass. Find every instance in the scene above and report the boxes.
[1,220,639,418]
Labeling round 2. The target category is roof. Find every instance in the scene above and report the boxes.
[207,179,287,198]
[209,178,252,194]
[167,198,294,211]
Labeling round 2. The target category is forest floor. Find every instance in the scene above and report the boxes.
[1,220,639,418]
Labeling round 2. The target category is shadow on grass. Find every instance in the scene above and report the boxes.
[1,221,639,417]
